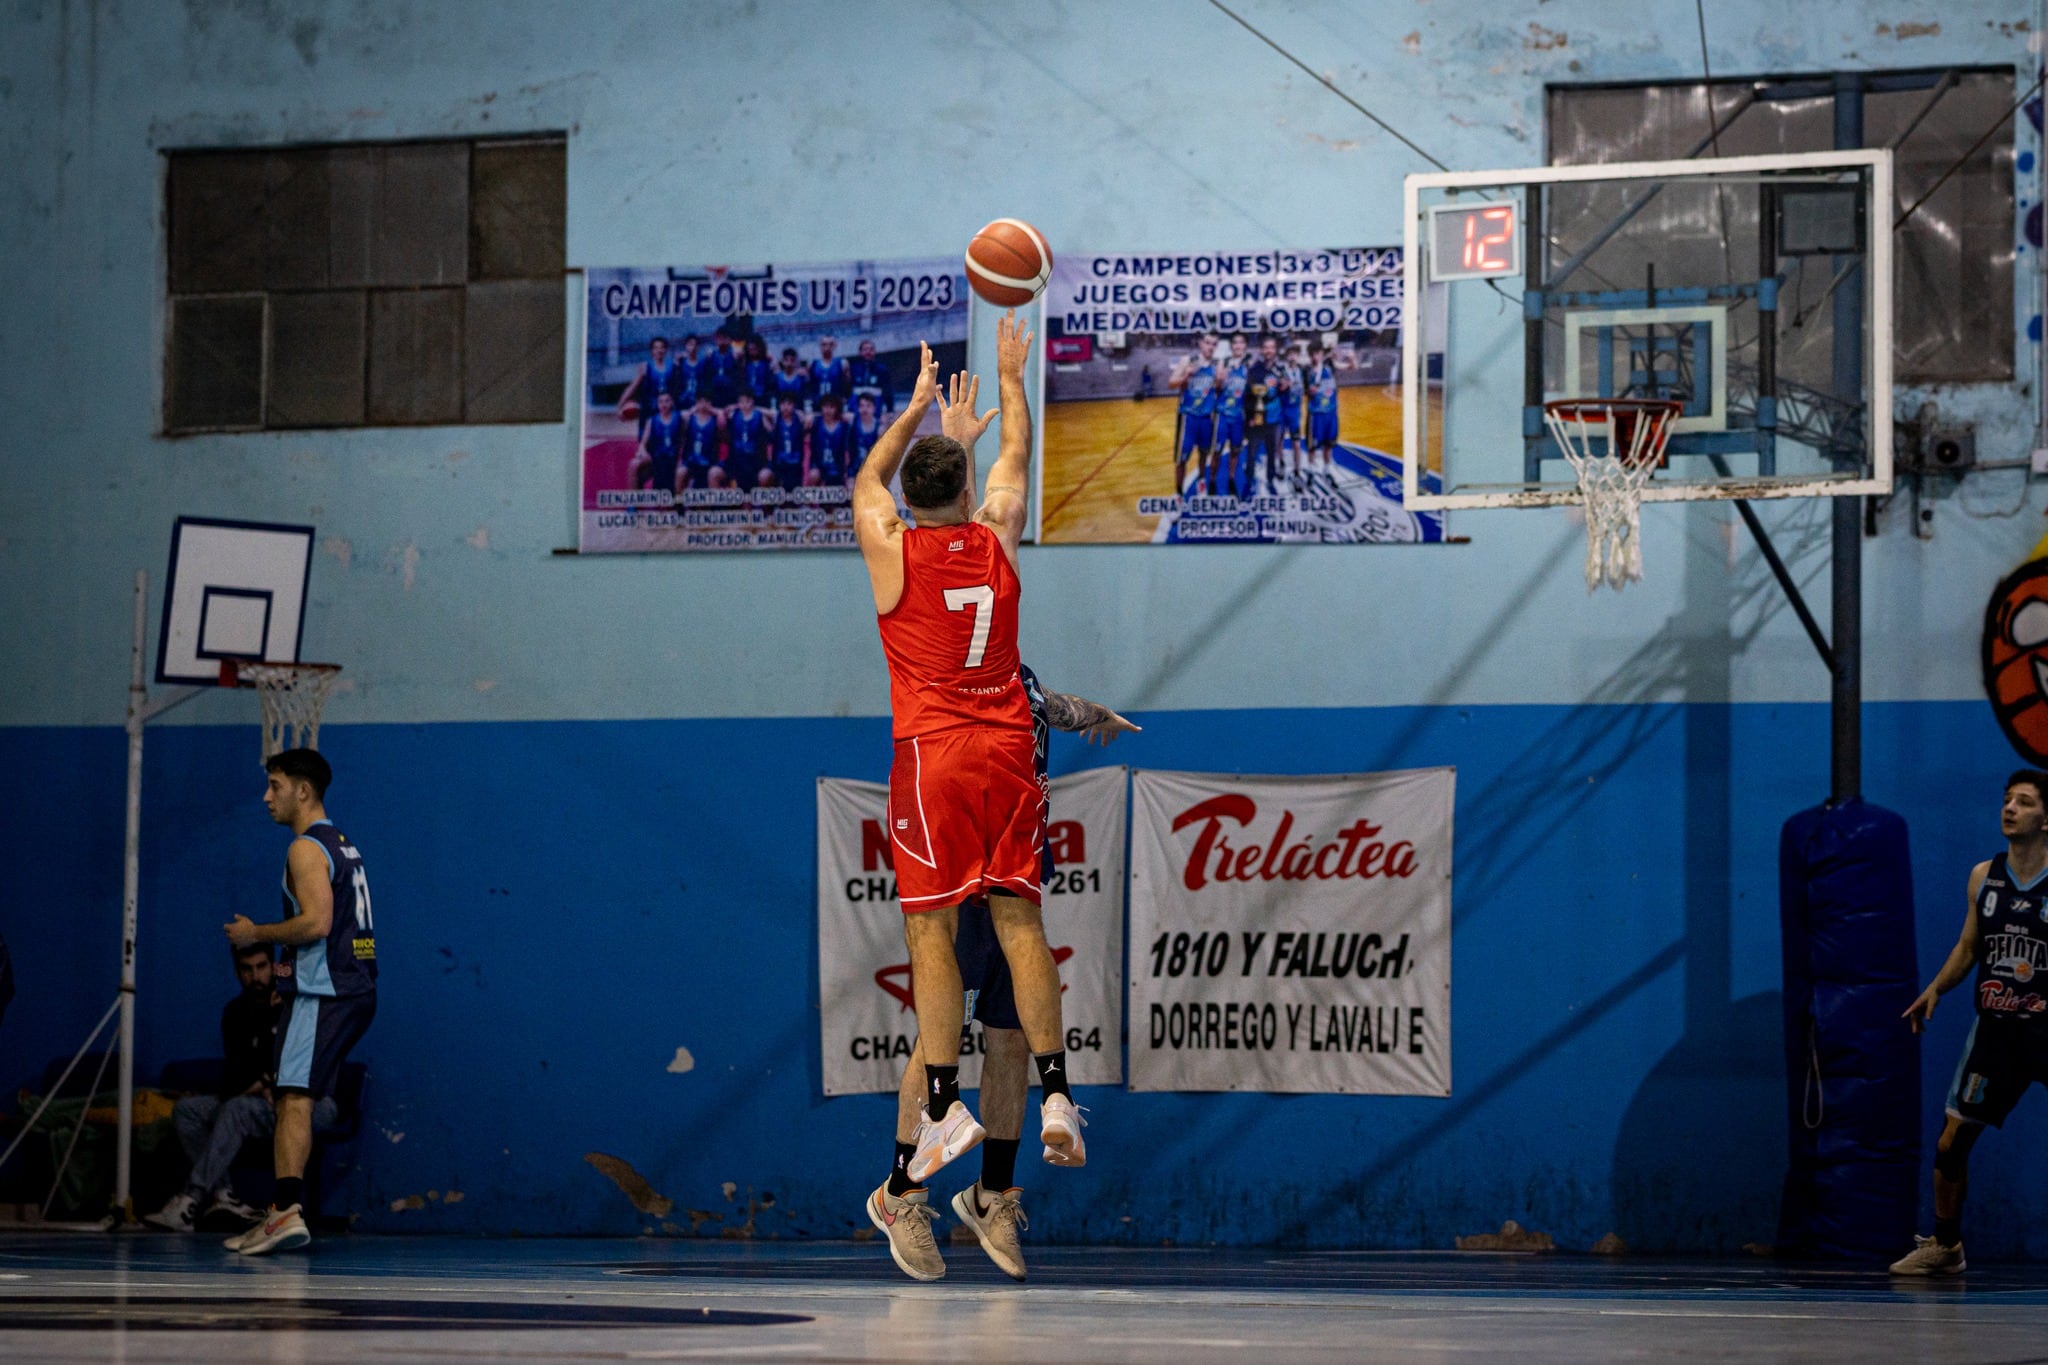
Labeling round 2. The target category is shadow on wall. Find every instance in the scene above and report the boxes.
[1610,990,1786,1253]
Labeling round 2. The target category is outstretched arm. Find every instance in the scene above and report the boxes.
[1904,862,1988,1032]
[853,343,938,543]
[1042,690,1142,746]
[974,311,1034,558]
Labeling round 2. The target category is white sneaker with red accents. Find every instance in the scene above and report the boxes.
[867,1183,945,1282]
[907,1101,985,1183]
[226,1204,310,1255]
[1040,1094,1087,1167]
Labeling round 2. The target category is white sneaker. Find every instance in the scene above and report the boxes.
[907,1101,985,1183]
[1040,1094,1088,1167]
[867,1184,944,1282]
[226,1204,310,1255]
[206,1191,264,1226]
[951,1183,1028,1281]
[142,1192,197,1232]
[1889,1234,1966,1275]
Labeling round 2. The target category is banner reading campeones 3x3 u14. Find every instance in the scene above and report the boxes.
[580,260,968,553]
[1038,248,1446,545]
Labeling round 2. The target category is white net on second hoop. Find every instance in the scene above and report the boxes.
[236,662,342,758]
[1542,399,1681,593]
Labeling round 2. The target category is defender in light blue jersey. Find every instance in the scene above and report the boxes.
[222,747,376,1257]
[1169,332,1220,496]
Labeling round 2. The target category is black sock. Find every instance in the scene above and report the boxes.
[273,1177,304,1211]
[926,1064,961,1120]
[886,1141,919,1196]
[1935,1214,1963,1248]
[980,1138,1020,1194]
[1034,1050,1072,1101]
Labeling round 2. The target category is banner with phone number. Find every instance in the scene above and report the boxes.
[580,258,968,553]
[818,767,1126,1096]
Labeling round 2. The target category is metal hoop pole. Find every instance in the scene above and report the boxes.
[116,571,144,1222]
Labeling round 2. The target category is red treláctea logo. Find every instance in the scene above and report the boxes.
[1171,794,1418,892]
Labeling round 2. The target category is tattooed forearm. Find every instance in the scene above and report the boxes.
[1043,691,1116,733]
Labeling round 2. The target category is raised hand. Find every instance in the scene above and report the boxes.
[996,310,1034,381]
[910,341,940,406]
[1902,985,1939,1033]
[1082,710,1142,746]
[937,370,997,446]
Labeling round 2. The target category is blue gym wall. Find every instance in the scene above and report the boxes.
[2,0,2045,1254]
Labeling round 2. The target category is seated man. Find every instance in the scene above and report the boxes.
[144,943,335,1231]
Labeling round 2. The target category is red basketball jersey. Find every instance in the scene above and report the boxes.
[876,521,1031,741]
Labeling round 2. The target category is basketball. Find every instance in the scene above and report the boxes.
[965,218,1052,307]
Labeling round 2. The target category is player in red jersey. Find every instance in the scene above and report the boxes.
[852,312,1087,1190]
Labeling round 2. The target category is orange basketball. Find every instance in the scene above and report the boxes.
[1984,559,2048,764]
[966,219,1052,307]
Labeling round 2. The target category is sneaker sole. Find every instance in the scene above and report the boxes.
[1041,1125,1086,1167]
[867,1193,943,1282]
[907,1125,985,1183]
[949,1190,1026,1281]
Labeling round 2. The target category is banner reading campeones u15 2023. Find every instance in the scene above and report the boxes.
[580,259,968,553]
[1039,248,1445,546]
[817,768,1126,1097]
[1129,768,1453,1095]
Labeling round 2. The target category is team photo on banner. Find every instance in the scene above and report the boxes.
[579,259,968,553]
[816,768,1127,1097]
[1128,768,1454,1095]
[1037,248,1446,545]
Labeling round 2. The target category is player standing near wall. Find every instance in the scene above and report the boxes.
[1894,769,2048,1275]
[851,314,1087,1191]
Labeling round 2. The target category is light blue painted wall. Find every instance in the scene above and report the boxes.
[0,0,2040,728]
[2,0,2046,1252]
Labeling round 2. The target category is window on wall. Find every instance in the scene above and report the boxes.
[1548,70,2016,384]
[164,135,567,433]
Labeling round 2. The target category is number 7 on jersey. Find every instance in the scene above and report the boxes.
[943,584,995,668]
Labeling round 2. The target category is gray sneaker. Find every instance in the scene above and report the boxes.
[951,1183,1028,1281]
[1889,1234,1966,1275]
[142,1192,197,1232]
[867,1184,944,1282]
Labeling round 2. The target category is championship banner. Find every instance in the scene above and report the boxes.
[818,767,1126,1096]
[580,259,968,553]
[1128,768,1453,1095]
[1038,248,1446,545]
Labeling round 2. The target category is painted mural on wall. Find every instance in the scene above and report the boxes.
[1037,247,1445,545]
[1984,532,2048,766]
[580,260,968,553]
[816,767,1126,1096]
[1128,767,1454,1095]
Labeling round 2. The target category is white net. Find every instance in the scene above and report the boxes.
[235,662,341,758]
[1542,401,1680,593]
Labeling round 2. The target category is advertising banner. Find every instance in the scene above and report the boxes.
[1128,768,1453,1094]
[581,259,967,552]
[818,767,1126,1096]
[1039,248,1445,545]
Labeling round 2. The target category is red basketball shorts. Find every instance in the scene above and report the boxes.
[888,728,1045,912]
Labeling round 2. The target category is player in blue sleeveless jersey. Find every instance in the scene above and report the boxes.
[811,336,852,412]
[1270,339,1304,486]
[682,396,729,488]
[870,665,1139,1281]
[850,338,894,416]
[849,392,885,484]
[806,394,854,487]
[700,330,743,413]
[769,396,810,488]
[674,334,705,407]
[629,389,685,496]
[724,391,771,491]
[615,335,675,440]
[742,336,773,406]
[1894,769,2048,1275]
[221,749,375,1256]
[1212,335,1252,497]
[1168,332,1220,497]
[1306,343,1340,476]
[769,346,812,412]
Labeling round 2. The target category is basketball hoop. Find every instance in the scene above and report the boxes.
[219,660,342,757]
[1542,398,1683,593]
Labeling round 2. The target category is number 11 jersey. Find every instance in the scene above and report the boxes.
[875,520,1031,742]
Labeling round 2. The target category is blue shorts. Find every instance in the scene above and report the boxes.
[274,991,375,1100]
[954,900,1020,1031]
[1310,411,1339,445]
[1178,412,1213,455]
[1216,415,1245,446]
